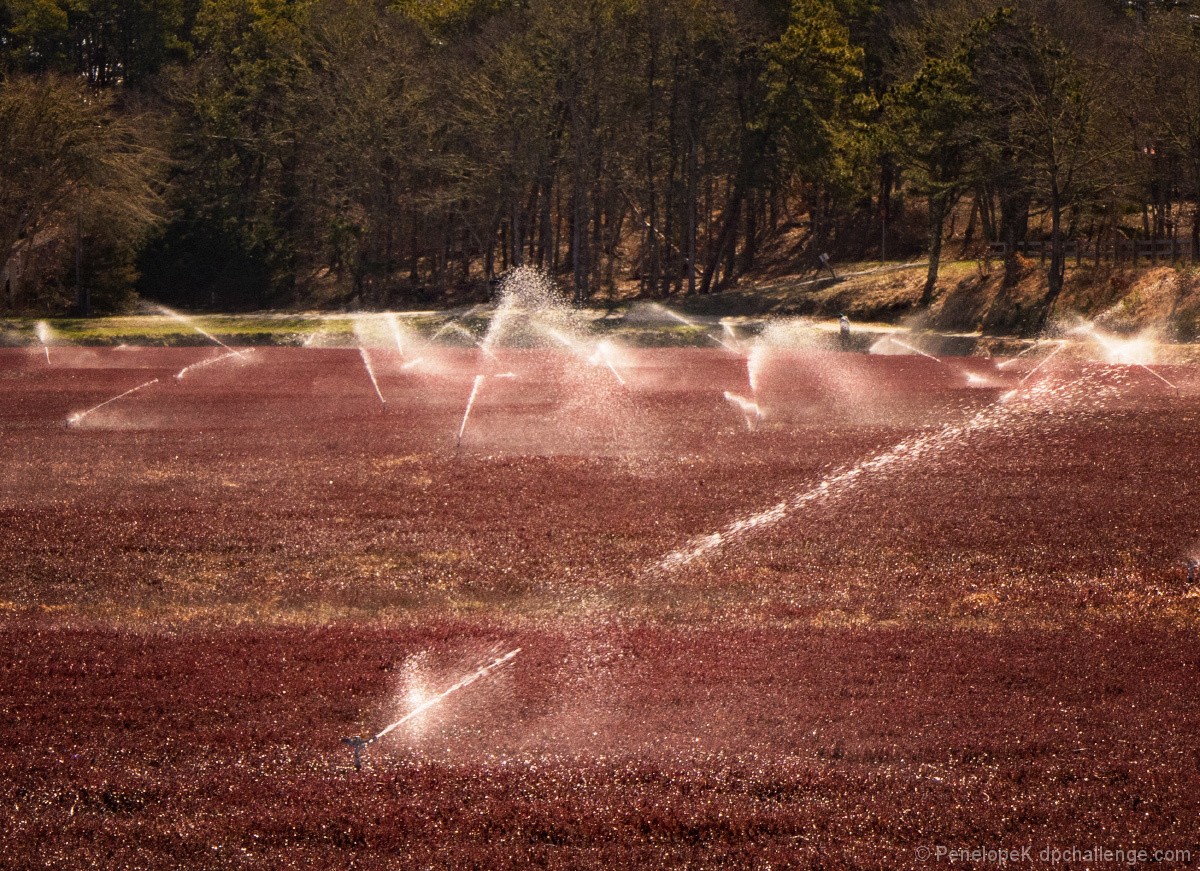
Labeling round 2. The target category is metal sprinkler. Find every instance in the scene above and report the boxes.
[1186,558,1199,585]
[342,736,370,771]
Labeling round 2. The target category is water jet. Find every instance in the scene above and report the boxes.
[67,378,160,427]
[358,348,387,407]
[457,375,486,447]
[150,304,245,356]
[35,322,52,365]
[342,648,520,770]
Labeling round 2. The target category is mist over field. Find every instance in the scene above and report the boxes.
[3,288,1199,867]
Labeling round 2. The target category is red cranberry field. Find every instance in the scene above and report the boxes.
[2,317,1200,868]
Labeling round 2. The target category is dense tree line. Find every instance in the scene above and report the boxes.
[2,0,1198,321]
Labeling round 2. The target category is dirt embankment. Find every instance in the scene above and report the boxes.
[698,260,1200,342]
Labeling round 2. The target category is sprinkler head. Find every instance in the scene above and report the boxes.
[342,736,370,771]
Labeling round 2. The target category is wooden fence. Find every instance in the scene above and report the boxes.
[987,239,1194,266]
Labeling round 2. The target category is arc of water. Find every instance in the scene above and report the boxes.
[604,359,626,386]
[1132,363,1178,391]
[35,322,52,365]
[723,391,762,432]
[1083,328,1179,391]
[707,333,741,354]
[659,366,1110,572]
[457,375,486,447]
[385,312,406,357]
[441,321,506,362]
[432,321,496,362]
[996,339,1057,370]
[359,347,387,406]
[431,321,465,342]
[888,336,942,364]
[589,341,628,387]
[1019,341,1065,384]
[370,648,521,745]
[175,349,246,380]
[653,304,697,329]
[68,378,160,427]
[151,305,246,357]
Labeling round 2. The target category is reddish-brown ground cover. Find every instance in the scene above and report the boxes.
[1,343,1198,869]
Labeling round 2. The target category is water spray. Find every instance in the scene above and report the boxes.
[175,350,247,380]
[67,379,160,427]
[457,375,485,448]
[887,337,942,364]
[659,364,1114,572]
[385,312,406,357]
[151,304,245,357]
[342,648,521,770]
[706,333,742,354]
[996,339,1057,370]
[652,304,698,330]
[1074,325,1179,392]
[35,322,52,365]
[1019,342,1066,385]
[723,391,762,432]
[589,341,627,386]
[746,344,768,400]
[359,347,387,407]
[441,321,503,363]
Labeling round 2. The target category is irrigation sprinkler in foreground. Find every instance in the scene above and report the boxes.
[342,648,521,771]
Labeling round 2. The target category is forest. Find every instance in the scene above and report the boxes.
[2,0,1199,318]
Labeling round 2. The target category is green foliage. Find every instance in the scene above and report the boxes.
[4,0,1199,313]
[1,0,190,84]
[391,0,518,36]
[887,52,977,193]
[762,0,864,164]
[0,74,164,312]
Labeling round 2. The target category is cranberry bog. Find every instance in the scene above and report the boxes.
[3,306,1200,869]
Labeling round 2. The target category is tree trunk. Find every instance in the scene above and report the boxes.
[511,200,523,268]
[921,193,947,307]
[686,121,698,296]
[999,184,1030,286]
[1038,182,1066,332]
[1192,161,1200,264]
[741,188,758,274]
[700,190,742,294]
[661,69,680,296]
[572,161,588,303]
[645,34,659,297]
